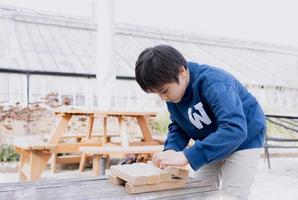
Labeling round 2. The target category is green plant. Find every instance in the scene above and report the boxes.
[0,144,20,162]
[153,111,170,135]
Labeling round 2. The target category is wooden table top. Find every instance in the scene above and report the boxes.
[0,176,238,200]
[53,109,157,117]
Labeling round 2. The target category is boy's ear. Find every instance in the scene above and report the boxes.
[179,65,187,77]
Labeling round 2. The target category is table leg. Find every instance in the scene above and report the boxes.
[18,150,51,181]
[87,114,94,139]
[79,114,95,171]
[48,114,72,144]
[102,116,108,144]
[29,151,51,180]
[50,153,57,173]
[136,116,153,142]
[79,153,87,172]
[118,116,129,147]
[100,155,109,175]
[92,154,109,176]
[18,151,28,181]
[93,154,100,176]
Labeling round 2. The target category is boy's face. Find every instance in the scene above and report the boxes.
[153,67,189,103]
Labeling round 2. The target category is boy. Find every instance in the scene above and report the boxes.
[134,45,266,200]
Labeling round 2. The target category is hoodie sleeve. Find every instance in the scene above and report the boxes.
[183,82,247,170]
[164,115,190,152]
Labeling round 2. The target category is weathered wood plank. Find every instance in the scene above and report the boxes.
[79,145,163,154]
[0,176,237,200]
[166,166,189,179]
[108,174,126,185]
[132,163,161,184]
[147,161,189,180]
[110,165,148,185]
[133,163,171,183]
[13,137,56,150]
[110,163,171,185]
[125,178,186,194]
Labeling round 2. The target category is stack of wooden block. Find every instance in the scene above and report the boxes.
[109,162,189,194]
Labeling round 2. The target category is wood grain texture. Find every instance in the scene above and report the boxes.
[110,164,148,185]
[125,178,186,194]
[0,176,239,199]
[108,174,126,185]
[79,145,163,154]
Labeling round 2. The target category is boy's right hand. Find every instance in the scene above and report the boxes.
[152,150,188,169]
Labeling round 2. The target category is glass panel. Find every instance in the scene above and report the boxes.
[53,54,68,71]
[0,74,9,104]
[93,95,98,107]
[30,75,44,104]
[58,77,75,94]
[75,94,85,106]
[80,56,95,73]
[38,25,60,53]
[25,51,43,70]
[26,23,40,36]
[8,74,25,104]
[39,52,57,71]
[51,27,73,54]
[61,94,74,106]
[10,50,24,69]
[43,76,59,94]
[25,24,48,53]
[34,37,48,53]
[19,35,35,51]
[63,29,85,56]
[65,55,84,73]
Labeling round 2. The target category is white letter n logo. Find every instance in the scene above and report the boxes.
[188,102,212,129]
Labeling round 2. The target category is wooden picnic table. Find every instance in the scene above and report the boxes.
[14,109,159,181]
[0,176,238,200]
[53,109,159,172]
[53,109,158,146]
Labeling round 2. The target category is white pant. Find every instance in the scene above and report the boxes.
[189,148,261,200]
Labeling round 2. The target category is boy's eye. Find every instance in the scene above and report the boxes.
[161,89,168,94]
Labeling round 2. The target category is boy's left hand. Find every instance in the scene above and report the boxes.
[152,150,188,169]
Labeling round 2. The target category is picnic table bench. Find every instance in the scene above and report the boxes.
[0,176,238,200]
[13,136,101,181]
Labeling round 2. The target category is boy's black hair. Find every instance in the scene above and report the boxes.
[135,45,187,93]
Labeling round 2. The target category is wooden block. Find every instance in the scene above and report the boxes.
[147,162,189,179]
[110,165,147,185]
[128,163,161,184]
[111,163,161,185]
[108,174,126,185]
[165,166,189,179]
[125,178,186,194]
[110,163,181,186]
[139,163,171,183]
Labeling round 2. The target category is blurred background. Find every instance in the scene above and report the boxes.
[0,1,297,192]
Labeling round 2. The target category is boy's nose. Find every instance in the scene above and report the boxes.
[159,94,168,101]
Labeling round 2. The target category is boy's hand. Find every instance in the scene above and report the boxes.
[118,154,137,165]
[152,150,188,169]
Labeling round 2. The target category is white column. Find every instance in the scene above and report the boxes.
[94,0,115,111]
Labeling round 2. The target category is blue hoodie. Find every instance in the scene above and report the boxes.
[164,62,266,171]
